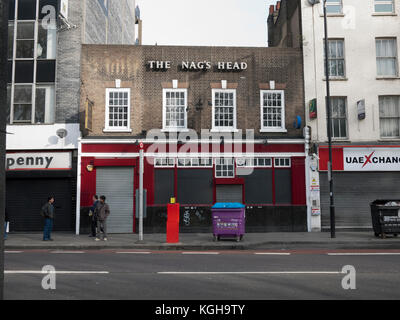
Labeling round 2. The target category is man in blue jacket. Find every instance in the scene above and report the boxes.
[89,195,99,237]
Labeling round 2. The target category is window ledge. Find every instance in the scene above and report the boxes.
[324,139,350,143]
[103,128,132,133]
[378,138,400,142]
[210,129,239,133]
[323,77,348,81]
[260,129,288,133]
[376,76,400,80]
[161,128,190,133]
[320,13,345,17]
[372,13,397,16]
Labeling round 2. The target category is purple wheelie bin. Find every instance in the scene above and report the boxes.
[212,203,246,242]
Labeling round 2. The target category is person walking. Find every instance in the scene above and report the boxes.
[89,195,99,237]
[41,196,55,241]
[4,207,9,240]
[95,195,110,241]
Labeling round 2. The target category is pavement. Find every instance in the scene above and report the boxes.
[4,231,400,250]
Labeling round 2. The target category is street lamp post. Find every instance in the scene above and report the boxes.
[0,0,9,300]
[309,0,336,238]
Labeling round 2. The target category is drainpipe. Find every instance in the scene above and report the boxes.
[75,137,82,235]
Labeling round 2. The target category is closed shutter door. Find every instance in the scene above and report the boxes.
[216,185,243,203]
[6,178,73,231]
[96,167,134,233]
[320,172,400,229]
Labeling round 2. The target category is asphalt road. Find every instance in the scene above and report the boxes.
[4,249,400,300]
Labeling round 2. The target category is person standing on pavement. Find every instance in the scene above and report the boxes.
[95,195,110,241]
[4,207,9,240]
[41,196,55,241]
[89,195,99,237]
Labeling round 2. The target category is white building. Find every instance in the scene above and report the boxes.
[269,0,400,232]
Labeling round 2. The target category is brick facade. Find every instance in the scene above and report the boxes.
[80,45,305,137]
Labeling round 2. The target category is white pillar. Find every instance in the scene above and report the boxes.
[75,138,82,235]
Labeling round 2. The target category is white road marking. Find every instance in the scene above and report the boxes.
[51,251,85,254]
[116,251,151,254]
[327,253,400,256]
[5,271,109,274]
[254,252,291,255]
[158,271,341,275]
[5,251,23,254]
[182,252,220,255]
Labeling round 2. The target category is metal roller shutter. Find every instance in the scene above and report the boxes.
[216,185,243,203]
[320,172,400,229]
[96,167,134,233]
[6,178,73,232]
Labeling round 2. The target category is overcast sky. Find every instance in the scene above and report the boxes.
[136,0,278,47]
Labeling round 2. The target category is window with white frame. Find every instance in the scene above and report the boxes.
[105,88,131,131]
[379,96,400,138]
[261,90,286,132]
[327,97,348,139]
[274,158,291,168]
[325,0,342,14]
[236,158,272,168]
[154,158,176,167]
[7,0,57,125]
[324,39,346,78]
[215,158,235,178]
[374,0,394,13]
[163,89,187,130]
[376,38,398,77]
[177,158,213,168]
[212,89,236,131]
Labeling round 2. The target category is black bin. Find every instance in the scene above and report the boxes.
[370,200,400,238]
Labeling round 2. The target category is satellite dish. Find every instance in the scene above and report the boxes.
[56,128,68,139]
[307,0,320,5]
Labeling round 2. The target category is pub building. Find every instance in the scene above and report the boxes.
[77,44,307,234]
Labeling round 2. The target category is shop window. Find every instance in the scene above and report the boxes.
[260,90,286,132]
[275,169,292,204]
[177,169,213,205]
[212,89,237,131]
[374,0,394,13]
[327,97,348,139]
[274,158,291,168]
[105,88,131,132]
[236,157,272,168]
[379,96,400,138]
[324,39,346,78]
[35,85,55,124]
[215,158,235,178]
[244,170,273,204]
[154,158,175,168]
[376,38,398,77]
[154,169,175,205]
[325,0,342,14]
[163,89,187,131]
[177,158,213,168]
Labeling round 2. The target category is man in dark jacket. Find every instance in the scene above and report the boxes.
[95,195,110,241]
[41,196,55,241]
[89,195,99,237]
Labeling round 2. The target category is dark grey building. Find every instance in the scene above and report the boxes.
[5,0,138,232]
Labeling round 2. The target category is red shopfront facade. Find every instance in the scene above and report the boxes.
[77,140,307,234]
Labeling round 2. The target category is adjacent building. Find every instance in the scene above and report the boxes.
[77,45,307,234]
[268,0,400,231]
[5,0,137,232]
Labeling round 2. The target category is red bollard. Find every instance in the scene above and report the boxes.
[167,199,180,243]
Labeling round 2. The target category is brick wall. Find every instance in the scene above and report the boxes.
[80,45,305,138]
